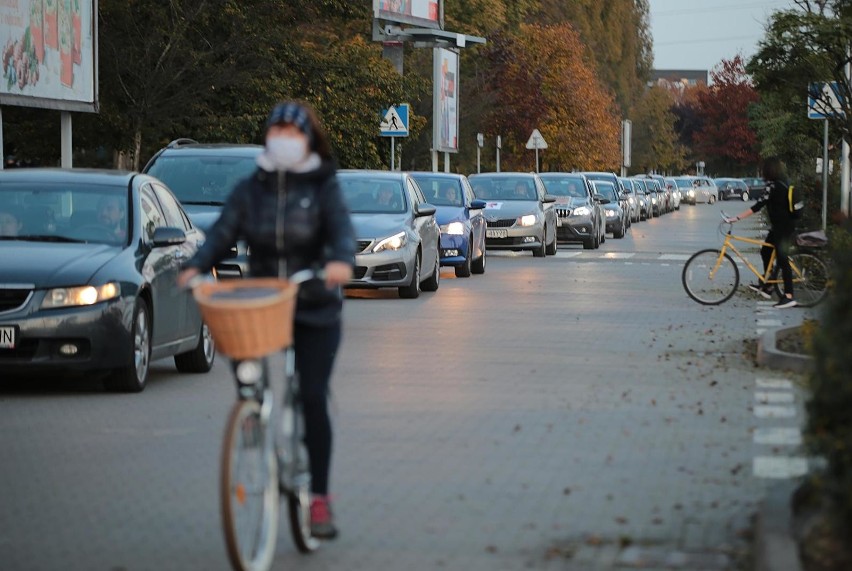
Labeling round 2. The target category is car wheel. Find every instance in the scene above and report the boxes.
[600,225,606,244]
[545,229,558,255]
[742,192,749,201]
[398,251,422,299]
[105,299,151,393]
[709,196,716,204]
[471,244,486,275]
[614,223,625,239]
[533,229,546,258]
[175,321,216,373]
[583,235,595,249]
[455,240,472,278]
[421,251,440,292]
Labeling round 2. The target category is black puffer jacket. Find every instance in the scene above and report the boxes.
[186,160,355,326]
[750,179,803,235]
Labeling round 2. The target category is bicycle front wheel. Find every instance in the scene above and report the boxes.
[774,253,830,308]
[682,249,740,305]
[221,400,279,571]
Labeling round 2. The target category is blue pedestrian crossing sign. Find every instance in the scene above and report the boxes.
[380,104,409,137]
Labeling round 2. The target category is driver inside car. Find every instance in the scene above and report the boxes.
[97,196,127,241]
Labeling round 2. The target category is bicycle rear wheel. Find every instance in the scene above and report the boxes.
[279,391,320,553]
[773,253,829,307]
[682,249,740,305]
[221,400,279,571]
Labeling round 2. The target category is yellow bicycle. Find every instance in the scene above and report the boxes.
[682,213,830,306]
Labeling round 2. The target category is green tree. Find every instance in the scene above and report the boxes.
[630,86,686,174]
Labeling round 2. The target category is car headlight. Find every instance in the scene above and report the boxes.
[42,282,120,309]
[572,206,591,216]
[628,197,635,205]
[605,210,618,218]
[651,198,657,204]
[518,214,537,226]
[372,231,407,253]
[440,221,465,235]
[688,190,695,196]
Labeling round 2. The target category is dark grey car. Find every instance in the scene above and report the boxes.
[539,173,605,249]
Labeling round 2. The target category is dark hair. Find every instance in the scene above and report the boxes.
[266,100,333,161]
[761,156,786,182]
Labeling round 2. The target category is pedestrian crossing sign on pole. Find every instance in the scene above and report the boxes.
[380,104,410,137]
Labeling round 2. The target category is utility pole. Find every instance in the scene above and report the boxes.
[842,44,851,217]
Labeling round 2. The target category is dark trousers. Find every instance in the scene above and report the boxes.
[293,321,341,496]
[762,229,794,296]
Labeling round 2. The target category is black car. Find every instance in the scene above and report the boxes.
[590,180,627,239]
[0,169,214,391]
[538,173,605,249]
[742,177,767,196]
[143,139,264,278]
[583,171,631,227]
[716,178,751,201]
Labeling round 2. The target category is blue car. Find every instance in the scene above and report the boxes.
[410,172,487,277]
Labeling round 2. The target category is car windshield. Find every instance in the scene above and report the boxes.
[0,182,130,245]
[469,176,537,200]
[410,175,463,206]
[592,182,618,202]
[338,176,408,213]
[146,154,259,205]
[540,177,587,199]
[675,178,692,188]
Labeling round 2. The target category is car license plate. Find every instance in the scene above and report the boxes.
[486,229,508,238]
[0,325,17,349]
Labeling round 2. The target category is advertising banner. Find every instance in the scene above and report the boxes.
[433,47,458,153]
[374,0,442,30]
[1,0,97,112]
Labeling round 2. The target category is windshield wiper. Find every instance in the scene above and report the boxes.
[2,234,88,243]
[182,200,225,206]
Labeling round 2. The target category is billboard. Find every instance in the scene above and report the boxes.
[374,0,442,30]
[433,47,458,153]
[1,0,98,112]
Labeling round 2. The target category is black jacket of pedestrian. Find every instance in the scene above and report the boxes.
[750,179,802,236]
[185,159,355,326]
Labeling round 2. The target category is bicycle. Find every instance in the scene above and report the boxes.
[190,270,322,571]
[682,212,830,306]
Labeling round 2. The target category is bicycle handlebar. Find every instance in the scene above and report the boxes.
[184,269,326,290]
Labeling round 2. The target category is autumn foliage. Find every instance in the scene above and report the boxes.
[483,24,621,171]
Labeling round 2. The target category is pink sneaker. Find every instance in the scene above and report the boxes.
[310,496,339,539]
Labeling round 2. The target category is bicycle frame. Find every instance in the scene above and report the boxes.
[714,230,806,286]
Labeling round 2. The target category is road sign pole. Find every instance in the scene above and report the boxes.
[391,137,396,172]
[822,119,829,231]
[843,45,851,217]
[535,146,539,173]
[496,146,500,173]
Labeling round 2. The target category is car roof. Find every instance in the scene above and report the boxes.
[338,169,408,180]
[154,144,263,156]
[408,171,465,180]
[538,172,586,178]
[469,172,539,178]
[0,168,137,186]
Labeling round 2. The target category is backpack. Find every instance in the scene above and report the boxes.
[787,185,804,220]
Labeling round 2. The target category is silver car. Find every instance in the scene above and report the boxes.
[338,170,441,299]
[469,172,558,258]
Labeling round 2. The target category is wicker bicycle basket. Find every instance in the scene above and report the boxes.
[192,278,299,360]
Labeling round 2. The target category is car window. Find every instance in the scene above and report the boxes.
[140,185,168,241]
[151,183,190,230]
[338,176,407,213]
[592,182,618,202]
[468,176,537,200]
[540,177,588,199]
[410,175,462,206]
[145,154,259,205]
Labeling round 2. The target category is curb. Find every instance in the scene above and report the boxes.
[755,481,803,571]
[756,325,813,373]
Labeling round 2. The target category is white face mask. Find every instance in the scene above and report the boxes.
[265,136,308,170]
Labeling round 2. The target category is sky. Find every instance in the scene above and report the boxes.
[649,0,797,73]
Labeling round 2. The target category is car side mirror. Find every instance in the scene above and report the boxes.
[469,199,487,210]
[593,194,610,205]
[542,195,557,204]
[415,203,436,217]
[151,226,186,247]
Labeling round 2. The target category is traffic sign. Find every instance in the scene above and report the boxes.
[380,104,410,136]
[525,129,548,150]
[808,82,846,119]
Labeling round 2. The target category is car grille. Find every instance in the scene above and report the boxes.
[0,287,33,314]
[556,207,572,218]
[353,266,368,279]
[355,240,373,253]
[486,219,515,228]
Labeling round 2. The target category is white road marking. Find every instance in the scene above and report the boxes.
[753,456,808,478]
[755,391,795,404]
[658,254,691,261]
[756,378,794,390]
[556,251,583,258]
[753,427,802,446]
[757,319,783,327]
[754,405,796,418]
[601,252,635,259]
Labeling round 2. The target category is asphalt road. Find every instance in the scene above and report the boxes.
[0,200,812,571]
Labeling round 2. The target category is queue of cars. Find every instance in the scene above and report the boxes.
[0,134,757,393]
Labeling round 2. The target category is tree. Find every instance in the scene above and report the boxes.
[630,86,686,174]
[480,24,620,171]
[690,55,760,175]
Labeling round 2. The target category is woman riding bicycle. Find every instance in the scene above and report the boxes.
[725,156,803,309]
[178,101,355,539]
